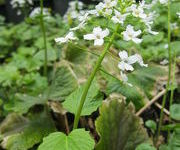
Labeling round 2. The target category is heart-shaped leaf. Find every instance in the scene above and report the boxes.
[38,129,95,150]
[63,80,103,116]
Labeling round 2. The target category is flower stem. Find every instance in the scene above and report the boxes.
[157,0,172,138]
[170,55,176,108]
[73,25,120,129]
[40,0,48,77]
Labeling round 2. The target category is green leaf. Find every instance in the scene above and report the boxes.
[34,49,57,61]
[4,93,47,114]
[38,129,95,150]
[48,63,78,101]
[63,80,103,116]
[136,143,156,150]
[95,99,150,150]
[170,104,180,121]
[0,112,56,150]
[145,120,157,134]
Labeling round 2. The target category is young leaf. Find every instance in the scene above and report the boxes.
[170,104,180,121]
[63,80,103,116]
[95,99,150,150]
[38,129,95,150]
[145,120,157,134]
[0,112,56,150]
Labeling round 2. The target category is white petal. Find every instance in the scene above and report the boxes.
[127,54,140,64]
[124,63,134,71]
[84,34,96,40]
[132,37,143,44]
[102,28,109,38]
[93,27,102,34]
[119,51,128,60]
[94,39,104,46]
[118,61,126,71]
[54,37,67,43]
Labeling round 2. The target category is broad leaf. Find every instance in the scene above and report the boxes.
[48,63,78,101]
[170,104,180,121]
[38,129,95,150]
[4,93,47,114]
[63,80,103,116]
[95,99,150,150]
[0,112,56,150]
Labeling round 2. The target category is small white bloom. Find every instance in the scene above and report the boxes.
[164,44,168,49]
[171,23,178,30]
[84,27,109,46]
[132,6,147,19]
[111,10,129,24]
[29,7,50,18]
[122,25,142,44]
[146,24,159,35]
[160,59,169,65]
[70,20,87,31]
[177,12,180,18]
[118,50,147,71]
[55,32,77,44]
[120,71,132,87]
[159,0,168,4]
[104,0,117,8]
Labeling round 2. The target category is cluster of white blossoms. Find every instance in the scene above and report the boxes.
[29,7,50,19]
[10,0,33,15]
[64,1,84,21]
[55,0,158,85]
[118,50,147,86]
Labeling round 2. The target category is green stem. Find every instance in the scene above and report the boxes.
[73,25,120,129]
[170,55,176,108]
[40,0,48,76]
[157,0,172,138]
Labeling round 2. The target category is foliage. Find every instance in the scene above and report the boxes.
[95,99,150,150]
[38,129,95,150]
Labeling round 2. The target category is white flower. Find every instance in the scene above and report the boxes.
[111,10,129,24]
[164,44,168,49]
[104,0,117,8]
[70,20,87,31]
[118,50,147,71]
[95,0,117,16]
[177,12,180,18]
[29,7,50,18]
[122,25,142,44]
[171,23,178,30]
[120,71,132,87]
[146,24,159,35]
[11,0,33,8]
[160,59,169,65]
[84,27,109,46]
[132,6,147,19]
[55,32,77,44]
[159,0,168,4]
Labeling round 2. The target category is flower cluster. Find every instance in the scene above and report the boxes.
[10,0,33,15]
[29,7,50,19]
[55,0,158,86]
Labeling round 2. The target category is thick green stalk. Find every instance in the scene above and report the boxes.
[40,0,48,76]
[73,25,120,129]
[157,0,172,138]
